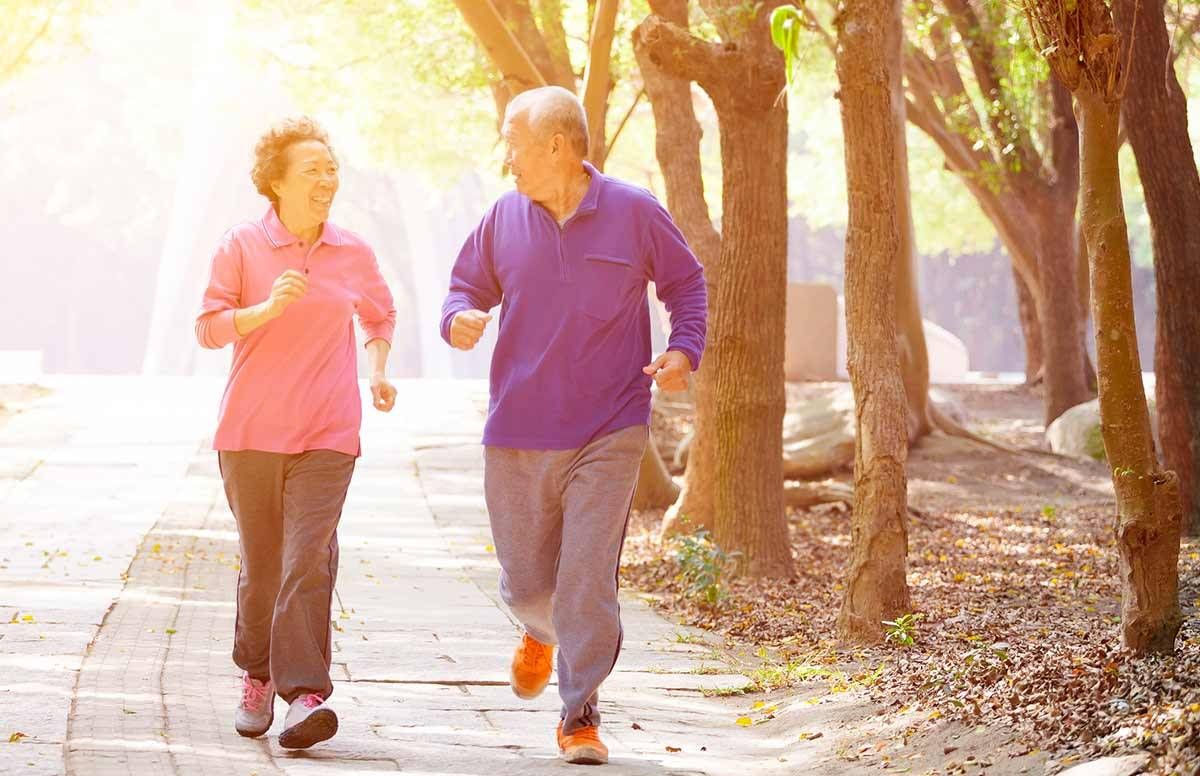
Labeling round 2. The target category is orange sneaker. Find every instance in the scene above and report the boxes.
[510,632,553,699]
[556,721,609,765]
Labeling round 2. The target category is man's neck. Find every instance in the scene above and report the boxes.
[538,167,591,223]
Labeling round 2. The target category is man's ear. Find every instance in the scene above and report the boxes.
[550,132,565,156]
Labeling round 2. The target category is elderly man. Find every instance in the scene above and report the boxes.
[440,86,707,765]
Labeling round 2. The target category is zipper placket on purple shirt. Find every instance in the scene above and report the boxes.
[541,206,579,282]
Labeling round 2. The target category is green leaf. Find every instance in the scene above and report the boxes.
[770,5,793,51]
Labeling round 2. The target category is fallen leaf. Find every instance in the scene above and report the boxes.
[666,745,681,753]
[736,716,752,727]
[8,732,27,743]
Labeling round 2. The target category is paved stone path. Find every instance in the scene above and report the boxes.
[3,378,883,776]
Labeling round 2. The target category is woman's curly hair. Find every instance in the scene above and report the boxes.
[250,116,336,203]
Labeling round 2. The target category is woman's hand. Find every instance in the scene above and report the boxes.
[266,269,308,318]
[370,373,397,413]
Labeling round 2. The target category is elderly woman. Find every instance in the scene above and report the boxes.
[195,115,397,750]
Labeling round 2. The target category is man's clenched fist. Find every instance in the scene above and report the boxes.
[450,309,493,350]
[643,350,693,393]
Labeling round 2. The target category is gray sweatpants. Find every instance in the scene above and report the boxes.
[218,449,356,704]
[483,424,648,734]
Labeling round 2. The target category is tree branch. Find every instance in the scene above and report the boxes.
[939,0,1043,178]
[534,0,578,84]
[602,87,644,167]
[0,2,60,82]
[452,0,547,97]
[582,0,620,166]
[632,13,734,97]
[495,0,575,88]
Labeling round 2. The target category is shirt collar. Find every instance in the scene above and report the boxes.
[576,160,603,216]
[261,205,344,248]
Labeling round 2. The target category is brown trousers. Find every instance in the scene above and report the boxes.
[218,449,355,703]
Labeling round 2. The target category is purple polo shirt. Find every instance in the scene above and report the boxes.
[440,162,708,450]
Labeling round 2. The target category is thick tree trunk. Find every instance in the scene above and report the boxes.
[633,0,722,537]
[1075,89,1182,655]
[834,0,911,642]
[1013,266,1044,384]
[1115,0,1200,536]
[705,102,792,578]
[635,5,795,579]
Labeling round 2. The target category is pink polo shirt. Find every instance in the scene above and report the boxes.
[195,206,396,457]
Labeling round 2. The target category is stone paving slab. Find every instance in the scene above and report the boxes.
[0,377,980,776]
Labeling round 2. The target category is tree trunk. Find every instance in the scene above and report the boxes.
[892,74,933,441]
[1156,326,1191,526]
[581,0,619,167]
[1075,89,1182,654]
[1033,192,1092,425]
[633,433,681,510]
[634,0,722,540]
[705,102,793,577]
[1114,0,1200,536]
[635,5,794,578]
[453,0,547,105]
[1013,266,1044,384]
[834,0,911,642]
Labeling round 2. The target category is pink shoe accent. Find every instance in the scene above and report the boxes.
[299,693,325,710]
[240,673,272,712]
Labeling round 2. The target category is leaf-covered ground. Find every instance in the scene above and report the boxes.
[622,383,1200,774]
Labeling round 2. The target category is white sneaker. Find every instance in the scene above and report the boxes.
[234,673,274,738]
[279,693,338,749]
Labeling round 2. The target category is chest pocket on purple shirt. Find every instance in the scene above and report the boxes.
[578,254,635,322]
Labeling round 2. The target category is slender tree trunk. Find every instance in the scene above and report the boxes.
[581,0,619,167]
[1013,266,1044,384]
[453,0,547,104]
[834,0,911,642]
[892,79,933,441]
[632,432,681,509]
[1075,89,1182,654]
[1115,0,1200,536]
[1156,328,1191,525]
[633,0,723,535]
[1033,193,1092,425]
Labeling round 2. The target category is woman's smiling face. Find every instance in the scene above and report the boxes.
[272,139,339,227]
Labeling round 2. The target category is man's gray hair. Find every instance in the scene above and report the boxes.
[506,86,589,158]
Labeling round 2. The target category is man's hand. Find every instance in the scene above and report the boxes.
[643,350,693,393]
[450,310,493,350]
[265,269,308,318]
[370,373,397,413]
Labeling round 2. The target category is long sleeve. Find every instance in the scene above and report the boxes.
[357,248,397,346]
[643,200,708,370]
[195,233,244,350]
[440,207,503,344]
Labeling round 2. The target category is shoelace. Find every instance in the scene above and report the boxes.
[567,726,602,744]
[521,636,548,669]
[300,693,324,710]
[241,678,269,711]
